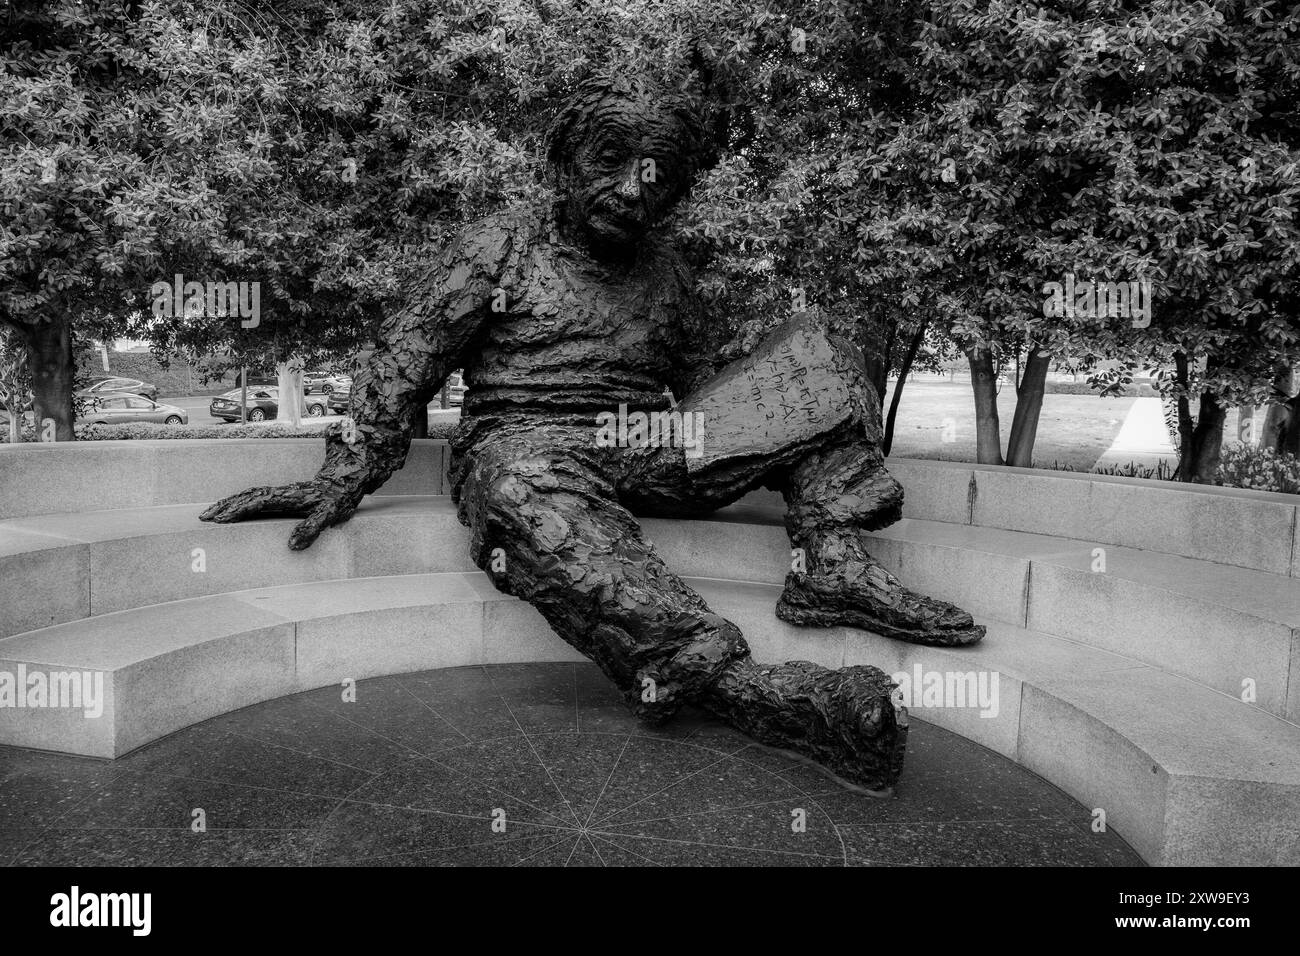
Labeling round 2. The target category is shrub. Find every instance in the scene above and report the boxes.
[1093,460,1176,481]
[0,415,37,443]
[75,422,329,440]
[75,350,245,398]
[65,420,458,441]
[3,418,458,443]
[1044,381,1160,397]
[1044,459,1176,480]
[1217,443,1300,495]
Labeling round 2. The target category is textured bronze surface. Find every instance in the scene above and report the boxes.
[201,77,985,791]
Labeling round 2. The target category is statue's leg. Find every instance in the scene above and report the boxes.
[775,441,986,646]
[636,314,986,647]
[451,421,749,724]
[451,419,908,792]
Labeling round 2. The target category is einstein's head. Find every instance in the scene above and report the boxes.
[547,77,711,256]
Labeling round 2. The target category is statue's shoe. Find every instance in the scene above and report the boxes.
[704,658,908,794]
[776,564,986,647]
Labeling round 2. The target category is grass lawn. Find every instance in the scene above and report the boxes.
[886,380,1139,471]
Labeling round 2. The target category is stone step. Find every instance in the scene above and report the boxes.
[885,458,1300,577]
[3,496,1297,721]
[863,520,1300,723]
[0,571,1295,865]
[0,438,446,521]
[4,440,1296,576]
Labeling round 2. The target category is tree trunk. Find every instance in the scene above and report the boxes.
[1263,396,1300,456]
[883,318,927,456]
[852,312,892,406]
[20,316,75,441]
[1185,392,1227,483]
[1172,352,1227,483]
[1284,398,1300,457]
[1173,352,1195,478]
[967,344,1004,465]
[1262,363,1300,455]
[1005,347,1052,467]
[877,317,897,407]
[276,358,304,427]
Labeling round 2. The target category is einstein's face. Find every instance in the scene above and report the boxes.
[563,95,694,255]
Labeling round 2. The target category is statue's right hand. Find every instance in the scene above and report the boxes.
[199,477,366,550]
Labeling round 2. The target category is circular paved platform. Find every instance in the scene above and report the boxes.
[0,663,1142,866]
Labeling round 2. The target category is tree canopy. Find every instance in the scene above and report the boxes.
[3,0,1298,482]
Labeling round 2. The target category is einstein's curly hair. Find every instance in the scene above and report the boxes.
[545,76,717,205]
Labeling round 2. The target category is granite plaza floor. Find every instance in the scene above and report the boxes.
[0,663,1143,867]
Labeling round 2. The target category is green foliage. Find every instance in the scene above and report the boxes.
[1045,380,1158,397]
[1094,460,1177,482]
[4,0,1300,451]
[2,1,230,336]
[69,420,458,441]
[73,348,242,397]
[1051,446,1300,496]
[1217,442,1300,494]
[4,0,789,358]
[1046,459,1176,481]
[0,325,31,413]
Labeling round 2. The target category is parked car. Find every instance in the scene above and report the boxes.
[327,372,459,413]
[446,370,466,407]
[79,376,158,401]
[303,372,349,395]
[209,386,328,422]
[77,392,188,426]
[327,382,351,415]
[234,373,344,396]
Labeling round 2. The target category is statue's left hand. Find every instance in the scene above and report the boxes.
[199,476,366,550]
[199,426,376,549]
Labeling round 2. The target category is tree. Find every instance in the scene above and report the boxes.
[0,324,31,443]
[2,1,248,437]
[715,0,1300,478]
[14,0,1294,480]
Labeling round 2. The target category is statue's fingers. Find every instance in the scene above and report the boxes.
[288,499,339,550]
[199,494,257,523]
[200,484,317,523]
[288,490,364,550]
[199,490,273,523]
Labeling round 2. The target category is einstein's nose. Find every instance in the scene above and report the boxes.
[616,160,641,201]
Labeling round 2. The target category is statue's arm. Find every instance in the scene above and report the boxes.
[201,217,515,548]
[339,222,514,493]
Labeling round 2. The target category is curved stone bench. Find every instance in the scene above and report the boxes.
[1,568,1296,866]
[4,440,1297,575]
[3,496,1297,721]
[885,458,1300,576]
[4,440,1300,866]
